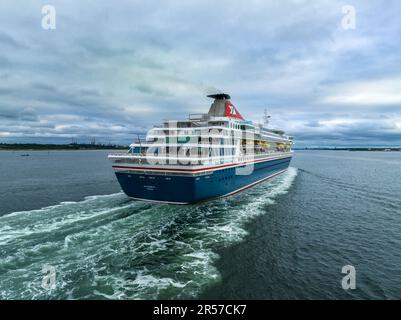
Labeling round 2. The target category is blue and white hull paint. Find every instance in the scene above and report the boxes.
[109,93,294,204]
[112,154,292,204]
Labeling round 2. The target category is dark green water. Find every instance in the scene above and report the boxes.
[0,150,401,299]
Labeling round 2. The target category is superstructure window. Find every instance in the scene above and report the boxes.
[129,147,144,154]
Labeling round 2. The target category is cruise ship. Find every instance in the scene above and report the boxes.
[108,94,293,204]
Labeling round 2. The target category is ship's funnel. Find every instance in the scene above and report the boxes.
[207,93,244,120]
[207,93,231,100]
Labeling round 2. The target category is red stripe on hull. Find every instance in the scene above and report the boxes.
[112,155,292,173]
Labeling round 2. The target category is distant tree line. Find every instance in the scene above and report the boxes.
[0,143,129,150]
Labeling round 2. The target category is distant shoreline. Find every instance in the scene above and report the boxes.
[0,143,129,151]
[0,149,128,152]
[2,143,400,152]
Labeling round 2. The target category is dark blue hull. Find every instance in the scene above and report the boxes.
[114,156,292,204]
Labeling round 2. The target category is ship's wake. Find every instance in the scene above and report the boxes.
[0,167,297,299]
[298,168,401,213]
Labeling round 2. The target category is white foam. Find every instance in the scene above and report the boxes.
[2,192,125,218]
[0,168,298,300]
[0,193,137,246]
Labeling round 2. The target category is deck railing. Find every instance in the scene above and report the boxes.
[108,151,293,167]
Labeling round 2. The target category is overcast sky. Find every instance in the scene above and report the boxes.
[0,0,400,147]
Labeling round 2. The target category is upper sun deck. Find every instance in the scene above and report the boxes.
[148,117,292,143]
[149,93,291,141]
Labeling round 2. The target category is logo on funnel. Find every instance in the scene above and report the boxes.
[224,101,244,120]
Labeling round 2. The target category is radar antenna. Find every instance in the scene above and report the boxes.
[263,108,271,127]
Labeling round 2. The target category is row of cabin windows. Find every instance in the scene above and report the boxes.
[129,147,234,156]
[128,147,145,154]
[176,121,245,131]
[146,147,236,157]
[129,145,289,156]
[229,123,241,130]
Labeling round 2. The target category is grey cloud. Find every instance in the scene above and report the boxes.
[0,110,18,120]
[79,89,101,97]
[0,0,400,146]
[18,107,39,122]
[0,31,25,49]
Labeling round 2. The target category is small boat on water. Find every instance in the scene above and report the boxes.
[108,93,294,204]
[20,154,30,157]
